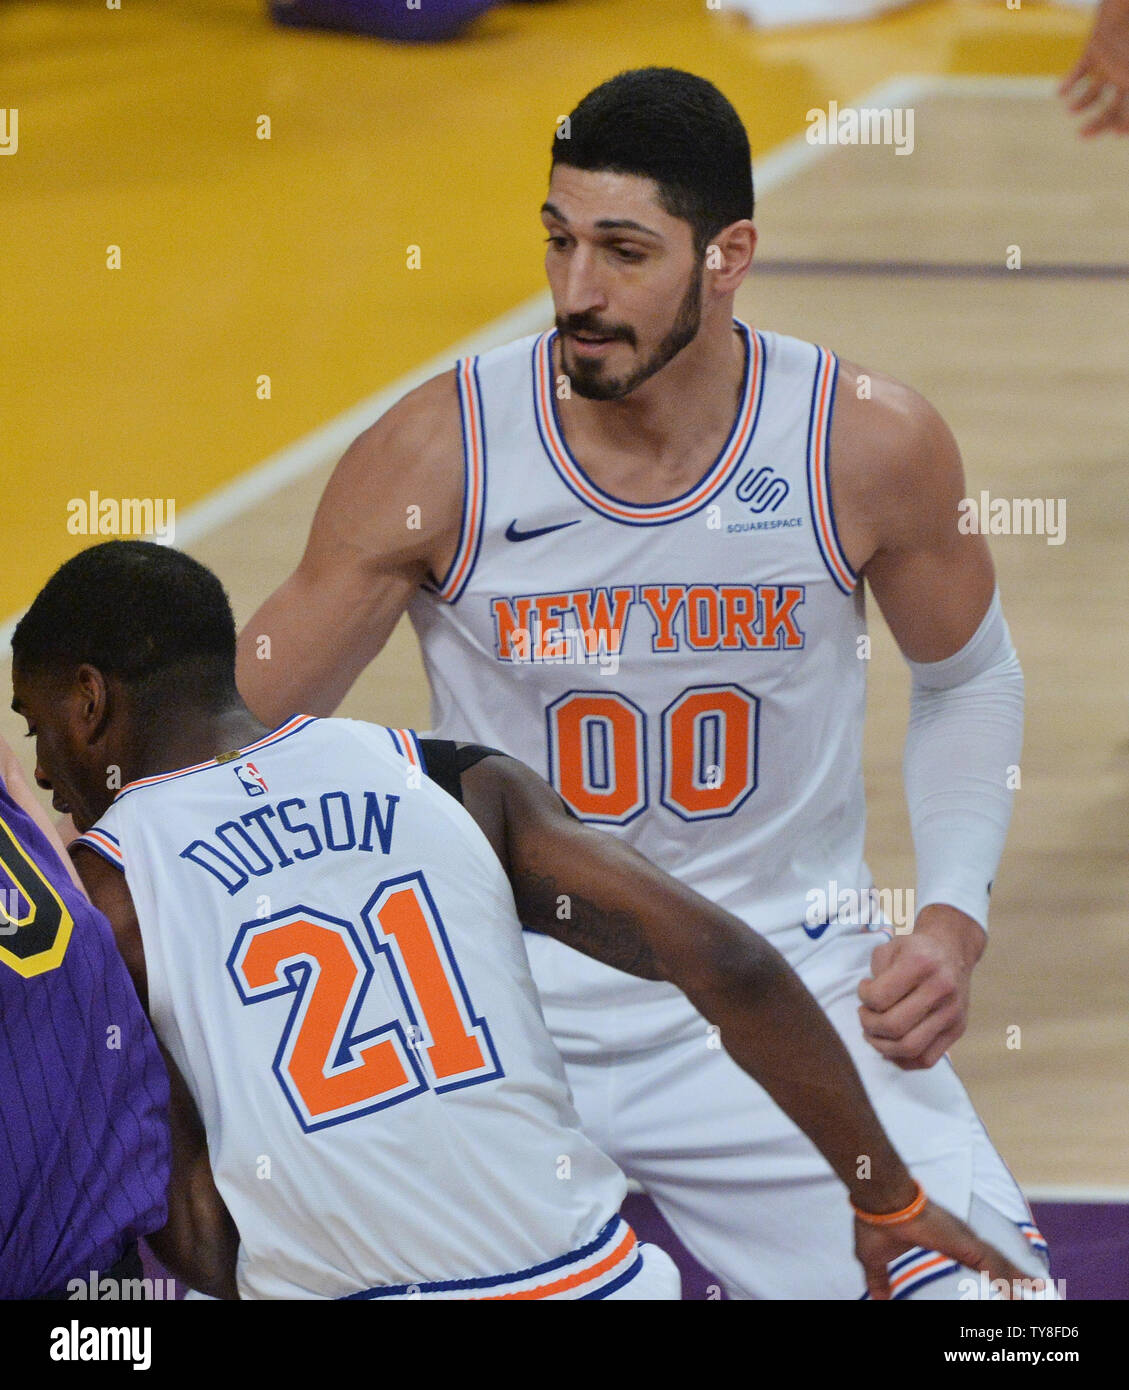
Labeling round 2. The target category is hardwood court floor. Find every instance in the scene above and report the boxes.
[2,5,1124,1190]
[745,82,1129,1188]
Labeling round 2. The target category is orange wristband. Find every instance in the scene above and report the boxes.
[852,1180,927,1227]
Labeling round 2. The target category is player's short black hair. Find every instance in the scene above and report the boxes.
[550,68,754,258]
[12,541,239,711]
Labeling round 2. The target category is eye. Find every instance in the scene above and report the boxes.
[612,246,644,263]
[544,234,569,250]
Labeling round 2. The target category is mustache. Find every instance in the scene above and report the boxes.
[557,316,636,347]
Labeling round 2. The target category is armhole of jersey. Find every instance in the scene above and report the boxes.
[429,355,487,604]
[805,346,857,596]
[385,727,425,774]
[416,740,508,805]
[72,828,125,871]
[417,739,461,803]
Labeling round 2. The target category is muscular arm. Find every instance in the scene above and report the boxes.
[460,751,1034,1297]
[831,367,1016,1065]
[236,371,465,725]
[832,364,996,662]
[462,751,913,1213]
[71,845,240,1299]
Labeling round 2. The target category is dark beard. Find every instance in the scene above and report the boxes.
[559,267,703,402]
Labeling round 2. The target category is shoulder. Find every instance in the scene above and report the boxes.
[331,369,465,503]
[360,368,463,453]
[829,359,965,566]
[833,360,958,486]
[302,369,466,574]
[455,747,567,874]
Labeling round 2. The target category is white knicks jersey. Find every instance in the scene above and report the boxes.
[408,322,875,985]
[75,717,631,1300]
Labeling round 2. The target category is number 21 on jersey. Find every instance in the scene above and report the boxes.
[227,870,503,1132]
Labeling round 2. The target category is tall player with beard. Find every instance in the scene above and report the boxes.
[237,69,1051,1299]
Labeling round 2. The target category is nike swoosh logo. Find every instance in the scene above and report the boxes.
[504,519,581,543]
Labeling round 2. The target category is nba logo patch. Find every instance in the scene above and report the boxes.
[234,762,268,797]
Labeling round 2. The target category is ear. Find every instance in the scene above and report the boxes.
[704,220,757,292]
[72,663,112,745]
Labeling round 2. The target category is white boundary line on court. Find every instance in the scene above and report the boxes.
[0,72,1069,652]
[931,74,1059,98]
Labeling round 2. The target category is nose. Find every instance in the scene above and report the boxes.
[34,765,53,792]
[558,245,608,321]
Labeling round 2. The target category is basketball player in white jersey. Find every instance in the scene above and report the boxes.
[236,69,1052,1299]
[10,541,1033,1301]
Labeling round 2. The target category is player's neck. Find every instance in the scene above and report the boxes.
[557,316,747,490]
[126,703,272,784]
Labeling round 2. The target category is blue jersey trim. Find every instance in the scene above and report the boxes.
[112,716,319,805]
[805,348,856,596]
[340,1213,624,1300]
[821,355,857,584]
[892,1261,960,1299]
[71,836,124,871]
[580,1251,644,1300]
[434,357,488,605]
[533,323,765,528]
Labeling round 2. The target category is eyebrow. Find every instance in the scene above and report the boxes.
[541,202,663,240]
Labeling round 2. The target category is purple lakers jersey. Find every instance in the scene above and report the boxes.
[0,775,169,1298]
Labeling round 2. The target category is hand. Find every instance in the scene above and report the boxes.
[855,1199,1042,1301]
[857,905,985,1070]
[1060,0,1129,136]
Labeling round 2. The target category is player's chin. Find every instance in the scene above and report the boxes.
[565,352,640,402]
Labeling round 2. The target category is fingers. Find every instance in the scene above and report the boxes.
[864,1258,892,1301]
[863,1005,961,1065]
[1110,89,1129,132]
[1067,71,1109,113]
[904,1203,1045,1298]
[893,1021,963,1070]
[1080,85,1129,136]
[857,944,925,1014]
[858,1204,1046,1302]
[854,1223,902,1301]
[1059,58,1090,99]
[858,931,971,1064]
[887,1026,963,1070]
[957,1237,1034,1297]
[859,970,956,1041]
[863,936,896,980]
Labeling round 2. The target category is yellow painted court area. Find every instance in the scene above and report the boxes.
[0,0,1091,620]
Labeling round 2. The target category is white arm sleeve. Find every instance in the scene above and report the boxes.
[903,590,1024,932]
